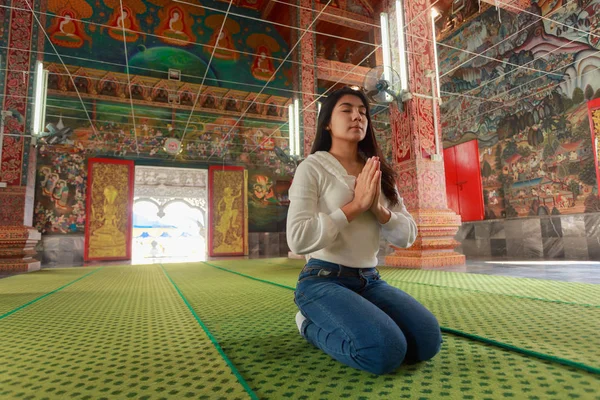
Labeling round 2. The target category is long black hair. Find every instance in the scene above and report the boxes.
[310,87,399,206]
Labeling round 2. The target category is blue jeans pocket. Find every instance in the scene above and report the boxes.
[297,266,335,284]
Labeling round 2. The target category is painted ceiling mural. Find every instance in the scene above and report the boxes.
[44,0,291,92]
[34,0,297,234]
[439,0,600,219]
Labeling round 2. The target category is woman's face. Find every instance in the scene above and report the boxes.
[327,94,368,144]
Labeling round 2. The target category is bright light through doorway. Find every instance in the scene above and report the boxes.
[132,200,206,264]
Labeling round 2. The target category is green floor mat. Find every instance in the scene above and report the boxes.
[204,259,600,372]
[0,268,101,316]
[208,258,600,306]
[378,268,600,306]
[164,262,600,400]
[0,265,251,400]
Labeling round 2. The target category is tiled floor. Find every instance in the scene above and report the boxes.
[2,257,599,284]
[432,259,600,284]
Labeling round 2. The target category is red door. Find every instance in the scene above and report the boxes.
[443,144,460,214]
[443,140,484,222]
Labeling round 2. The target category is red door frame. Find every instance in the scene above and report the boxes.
[587,98,600,196]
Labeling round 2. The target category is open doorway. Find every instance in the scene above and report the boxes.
[132,166,207,264]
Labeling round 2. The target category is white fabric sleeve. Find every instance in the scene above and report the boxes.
[380,189,417,248]
[286,162,349,255]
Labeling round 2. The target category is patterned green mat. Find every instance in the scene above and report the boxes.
[219,258,600,306]
[203,259,600,372]
[0,268,101,316]
[0,265,251,399]
[0,260,598,399]
[164,262,599,399]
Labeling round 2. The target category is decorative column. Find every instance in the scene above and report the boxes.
[0,0,41,273]
[299,0,318,156]
[384,0,465,268]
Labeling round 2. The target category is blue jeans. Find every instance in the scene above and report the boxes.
[294,259,442,375]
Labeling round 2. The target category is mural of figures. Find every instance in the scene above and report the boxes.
[35,148,87,234]
[205,15,240,61]
[155,5,197,45]
[247,34,279,81]
[439,2,600,218]
[103,0,145,42]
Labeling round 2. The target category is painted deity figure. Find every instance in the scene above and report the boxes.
[107,7,140,42]
[210,28,238,60]
[48,11,91,48]
[251,46,275,81]
[89,185,126,257]
[250,175,276,206]
[53,180,70,210]
[156,7,194,45]
[216,186,241,244]
[44,173,60,196]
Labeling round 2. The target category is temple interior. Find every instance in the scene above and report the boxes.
[0,0,599,398]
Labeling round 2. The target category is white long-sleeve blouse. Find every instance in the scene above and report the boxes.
[286,151,417,268]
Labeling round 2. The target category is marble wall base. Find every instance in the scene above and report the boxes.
[248,232,290,258]
[41,233,290,265]
[40,234,85,266]
[456,212,600,260]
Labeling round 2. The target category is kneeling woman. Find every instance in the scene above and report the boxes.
[287,87,442,375]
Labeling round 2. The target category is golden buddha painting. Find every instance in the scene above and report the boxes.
[86,161,133,260]
[247,34,279,82]
[209,168,247,255]
[47,9,92,48]
[106,8,141,42]
[205,15,240,61]
[102,0,145,42]
[155,5,197,45]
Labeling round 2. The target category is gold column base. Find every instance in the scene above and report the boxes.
[0,226,41,273]
[384,209,466,269]
[385,251,466,268]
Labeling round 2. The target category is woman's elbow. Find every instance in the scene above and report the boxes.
[286,227,309,255]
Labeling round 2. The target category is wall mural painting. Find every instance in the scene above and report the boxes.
[440,1,600,219]
[0,7,6,41]
[34,95,292,234]
[248,171,290,232]
[34,146,87,234]
[44,0,290,91]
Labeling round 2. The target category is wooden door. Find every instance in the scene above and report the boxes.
[208,166,248,256]
[443,140,484,222]
[443,145,460,214]
[588,98,600,196]
[84,158,135,261]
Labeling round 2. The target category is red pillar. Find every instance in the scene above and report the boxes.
[299,0,318,156]
[384,0,465,268]
[0,0,41,273]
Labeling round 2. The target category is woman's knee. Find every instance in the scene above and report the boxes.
[353,330,407,375]
[411,326,442,362]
